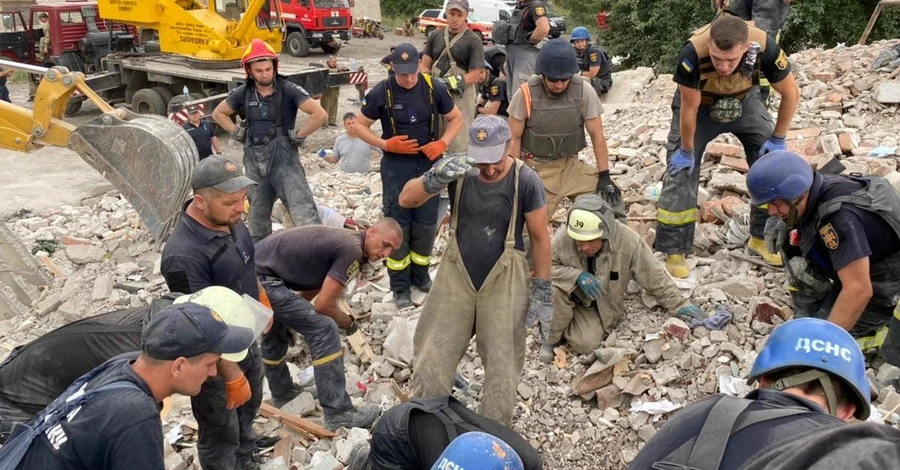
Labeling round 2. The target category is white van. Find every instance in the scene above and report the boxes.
[442,0,512,23]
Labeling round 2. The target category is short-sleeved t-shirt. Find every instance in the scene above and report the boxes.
[361,75,455,152]
[481,77,509,117]
[449,161,545,290]
[224,79,310,141]
[17,357,165,470]
[333,133,379,173]
[424,28,485,76]
[577,45,608,72]
[183,120,215,159]
[255,226,366,291]
[673,35,791,90]
[507,77,604,122]
[519,1,548,36]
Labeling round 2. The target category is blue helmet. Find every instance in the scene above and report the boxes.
[570,26,591,43]
[535,38,580,80]
[430,432,524,470]
[748,317,871,420]
[747,151,814,206]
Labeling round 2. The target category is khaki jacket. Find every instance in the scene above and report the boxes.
[551,221,688,331]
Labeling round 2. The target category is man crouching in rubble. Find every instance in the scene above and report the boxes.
[541,194,706,362]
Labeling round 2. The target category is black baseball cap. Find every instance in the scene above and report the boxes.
[391,43,419,75]
[142,303,255,360]
[187,105,202,114]
[190,155,256,192]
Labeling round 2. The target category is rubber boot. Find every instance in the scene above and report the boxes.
[415,279,433,293]
[539,343,557,364]
[666,254,690,279]
[393,290,413,309]
[324,404,381,431]
[748,236,784,266]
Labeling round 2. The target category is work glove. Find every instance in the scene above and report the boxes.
[231,124,247,143]
[423,155,479,193]
[443,74,467,95]
[596,170,624,217]
[421,140,448,161]
[764,217,790,255]
[317,148,328,159]
[225,372,251,410]
[576,271,606,302]
[526,278,554,342]
[385,135,420,154]
[289,133,307,148]
[676,304,705,323]
[759,135,787,157]
[667,148,695,177]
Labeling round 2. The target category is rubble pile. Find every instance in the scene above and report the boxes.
[2,40,900,469]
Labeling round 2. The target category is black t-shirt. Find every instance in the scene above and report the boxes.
[361,74,455,154]
[224,79,310,141]
[182,119,215,159]
[424,28,485,76]
[481,77,509,117]
[577,45,608,72]
[16,357,165,470]
[673,36,791,89]
[255,226,366,291]
[161,200,259,299]
[519,0,548,35]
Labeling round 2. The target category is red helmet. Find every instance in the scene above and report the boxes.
[241,39,278,75]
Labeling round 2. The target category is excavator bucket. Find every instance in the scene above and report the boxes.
[68,109,197,244]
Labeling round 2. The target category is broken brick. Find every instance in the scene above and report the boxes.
[838,132,859,154]
[810,72,835,82]
[663,317,691,342]
[705,143,744,158]
[719,156,749,173]
[817,133,842,157]
[750,297,788,324]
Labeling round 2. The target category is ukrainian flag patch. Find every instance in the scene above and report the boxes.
[681,59,694,73]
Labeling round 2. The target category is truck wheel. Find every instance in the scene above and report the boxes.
[321,42,342,54]
[132,88,168,116]
[153,87,174,106]
[65,99,83,116]
[425,26,435,38]
[285,31,310,57]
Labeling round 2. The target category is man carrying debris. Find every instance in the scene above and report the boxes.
[400,115,551,426]
[630,317,871,470]
[161,156,268,470]
[570,26,613,96]
[508,38,624,219]
[747,151,900,366]
[657,13,799,279]
[542,194,705,362]
[212,39,327,242]
[354,43,463,309]
[501,0,550,90]
[420,0,484,154]
[254,220,403,430]
[0,303,254,470]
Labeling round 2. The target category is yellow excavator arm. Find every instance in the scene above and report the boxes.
[0,59,197,244]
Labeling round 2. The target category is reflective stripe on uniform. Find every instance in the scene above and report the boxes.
[657,207,698,226]
[263,357,285,366]
[386,254,411,271]
[311,349,343,366]
[410,251,430,266]
[856,325,889,351]
[894,301,900,321]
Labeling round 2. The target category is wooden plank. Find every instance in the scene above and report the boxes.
[391,379,409,402]
[260,403,338,438]
[347,330,376,364]
[273,437,293,468]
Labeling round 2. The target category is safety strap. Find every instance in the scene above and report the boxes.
[519,82,533,119]
[243,78,286,141]
[385,73,439,142]
[435,27,466,76]
[434,404,480,441]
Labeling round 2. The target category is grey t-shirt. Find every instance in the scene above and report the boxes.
[425,28,485,76]
[333,134,380,173]
[449,161,545,290]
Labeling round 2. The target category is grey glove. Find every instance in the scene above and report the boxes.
[231,125,247,143]
[526,278,553,342]
[289,133,307,148]
[422,155,479,194]
[764,217,789,254]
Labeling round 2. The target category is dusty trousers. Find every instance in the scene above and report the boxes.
[525,156,599,219]
[243,135,321,242]
[321,87,340,126]
[411,165,529,426]
[192,343,264,470]
[547,290,606,354]
[505,43,539,91]
[446,85,477,154]
[259,277,353,416]
[656,88,773,254]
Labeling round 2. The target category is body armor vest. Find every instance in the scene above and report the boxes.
[688,22,767,106]
[244,77,287,144]
[521,75,587,159]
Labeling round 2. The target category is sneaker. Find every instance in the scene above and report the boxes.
[665,254,690,279]
[414,279,433,293]
[393,290,413,309]
[324,404,381,431]
[270,383,304,408]
[539,343,557,364]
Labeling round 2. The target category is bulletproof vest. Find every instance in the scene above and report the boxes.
[688,22,767,106]
[243,76,287,143]
[521,75,587,159]
[509,2,533,45]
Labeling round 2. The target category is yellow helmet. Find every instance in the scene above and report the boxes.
[567,208,605,241]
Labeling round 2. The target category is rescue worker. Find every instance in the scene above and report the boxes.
[747,151,900,367]
[503,0,550,90]
[354,43,463,309]
[569,26,613,96]
[484,46,506,80]
[508,39,624,219]
[629,317,871,470]
[420,0,485,154]
[161,156,268,470]
[183,106,221,160]
[477,62,508,117]
[658,13,799,278]
[37,13,50,60]
[0,65,12,103]
[543,194,705,362]
[0,303,254,470]
[400,115,552,426]
[212,39,327,242]
[254,220,403,430]
[321,56,341,127]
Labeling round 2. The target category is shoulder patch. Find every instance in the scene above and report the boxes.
[775,49,789,70]
[590,52,599,63]
[490,85,499,96]
[534,6,546,16]
[346,260,360,279]
[681,59,694,73]
[819,223,840,250]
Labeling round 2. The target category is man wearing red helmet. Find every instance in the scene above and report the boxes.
[212,39,328,242]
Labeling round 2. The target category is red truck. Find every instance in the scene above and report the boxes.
[280,0,352,57]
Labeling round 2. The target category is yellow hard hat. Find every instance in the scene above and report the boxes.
[567,208,605,241]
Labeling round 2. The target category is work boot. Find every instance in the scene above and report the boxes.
[415,279,433,293]
[665,254,690,279]
[346,443,371,470]
[539,343,557,364]
[324,404,381,431]
[254,435,281,449]
[748,236,783,266]
[270,383,304,408]
[393,290,413,309]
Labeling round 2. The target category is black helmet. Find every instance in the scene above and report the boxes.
[535,39,579,80]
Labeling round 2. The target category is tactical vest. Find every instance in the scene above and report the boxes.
[520,75,587,159]
[688,22,767,106]
[244,77,287,144]
[384,73,440,141]
[509,2,534,46]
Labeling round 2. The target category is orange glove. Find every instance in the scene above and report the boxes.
[385,135,419,154]
[421,140,448,161]
[258,287,272,310]
[225,372,251,410]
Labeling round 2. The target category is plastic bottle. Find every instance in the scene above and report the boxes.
[182,85,190,100]
[643,181,662,201]
[317,148,334,159]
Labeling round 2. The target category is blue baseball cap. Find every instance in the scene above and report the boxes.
[469,115,511,164]
[391,43,419,75]
[430,432,524,470]
[142,303,255,360]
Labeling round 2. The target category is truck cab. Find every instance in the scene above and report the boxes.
[281,0,352,57]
